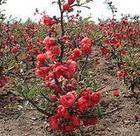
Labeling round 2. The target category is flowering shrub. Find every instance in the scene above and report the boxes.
[99,17,140,94]
[0,20,49,90]
[34,0,101,134]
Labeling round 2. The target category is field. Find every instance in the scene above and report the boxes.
[0,0,140,135]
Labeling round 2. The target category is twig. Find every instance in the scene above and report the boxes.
[41,92,51,102]
[79,55,89,81]
[73,3,90,9]
[102,105,125,116]
[17,72,50,116]
[27,98,50,116]
[96,86,106,92]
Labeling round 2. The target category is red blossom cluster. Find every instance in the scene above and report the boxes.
[36,35,93,94]
[116,70,127,78]
[63,0,75,12]
[48,89,101,132]
[42,16,56,27]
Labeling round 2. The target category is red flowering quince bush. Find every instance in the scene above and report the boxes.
[99,16,140,94]
[32,0,102,135]
[0,19,49,91]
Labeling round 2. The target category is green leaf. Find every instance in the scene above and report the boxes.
[96,105,103,118]
[27,87,38,99]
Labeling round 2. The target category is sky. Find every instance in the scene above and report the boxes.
[3,0,140,23]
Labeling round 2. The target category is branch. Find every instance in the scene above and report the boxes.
[58,0,65,61]
[102,105,125,116]
[27,98,49,116]
[79,55,89,80]
[73,4,90,9]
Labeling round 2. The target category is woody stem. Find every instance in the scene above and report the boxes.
[58,0,65,61]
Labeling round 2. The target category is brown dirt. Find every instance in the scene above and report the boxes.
[0,58,140,136]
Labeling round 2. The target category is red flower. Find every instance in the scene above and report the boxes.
[50,95,57,102]
[91,92,101,104]
[83,117,100,126]
[64,60,77,78]
[47,82,61,94]
[54,64,65,78]
[70,48,81,60]
[11,44,20,53]
[57,105,70,118]
[77,96,89,112]
[66,83,77,90]
[82,88,91,99]
[111,38,120,48]
[112,89,121,97]
[80,37,92,55]
[80,37,92,46]
[116,70,127,78]
[70,115,81,127]
[60,91,77,108]
[49,115,59,130]
[100,47,108,56]
[99,47,109,60]
[42,16,55,26]
[61,115,80,132]
[68,0,75,5]
[35,67,49,78]
[63,3,73,12]
[62,125,75,132]
[43,36,61,57]
[43,36,57,50]
[46,51,57,62]
[0,76,9,88]
[45,73,54,81]
[35,69,44,77]
[51,46,61,56]
[36,53,47,62]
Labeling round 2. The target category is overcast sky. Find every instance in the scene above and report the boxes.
[3,0,140,22]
